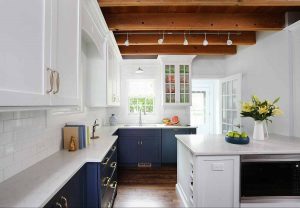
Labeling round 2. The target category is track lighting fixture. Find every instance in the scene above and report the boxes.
[158,32,164,45]
[203,33,208,46]
[124,33,130,46]
[183,33,189,46]
[227,32,233,46]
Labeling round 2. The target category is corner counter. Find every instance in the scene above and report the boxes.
[0,126,118,208]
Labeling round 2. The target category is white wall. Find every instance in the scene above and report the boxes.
[107,59,190,125]
[289,23,300,137]
[192,56,226,78]
[225,31,291,136]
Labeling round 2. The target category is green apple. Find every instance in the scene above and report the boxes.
[241,132,248,138]
[233,132,240,138]
[227,131,234,137]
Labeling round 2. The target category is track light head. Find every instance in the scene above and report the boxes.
[203,33,208,46]
[227,32,233,46]
[125,33,130,46]
[158,32,164,45]
[183,33,189,46]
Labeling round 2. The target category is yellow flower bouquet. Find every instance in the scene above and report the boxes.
[241,95,283,123]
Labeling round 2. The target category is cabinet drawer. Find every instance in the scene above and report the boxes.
[101,142,117,198]
[101,170,118,208]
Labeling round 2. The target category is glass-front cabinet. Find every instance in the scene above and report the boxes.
[161,56,193,106]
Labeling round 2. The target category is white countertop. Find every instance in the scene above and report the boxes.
[0,126,118,208]
[0,124,197,207]
[176,134,300,156]
[117,124,197,129]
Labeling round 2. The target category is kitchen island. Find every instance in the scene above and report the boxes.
[176,134,300,208]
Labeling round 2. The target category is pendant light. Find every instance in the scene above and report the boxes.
[203,33,208,46]
[227,32,233,46]
[124,33,130,46]
[136,67,144,74]
[183,33,189,46]
[158,32,164,45]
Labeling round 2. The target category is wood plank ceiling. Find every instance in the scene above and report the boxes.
[99,0,300,57]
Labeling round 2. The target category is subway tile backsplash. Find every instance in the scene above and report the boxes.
[0,108,106,183]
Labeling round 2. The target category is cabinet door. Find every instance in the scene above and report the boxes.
[44,165,85,208]
[0,0,50,106]
[106,43,114,106]
[195,156,240,208]
[140,136,161,164]
[117,136,139,165]
[162,128,196,164]
[51,0,80,106]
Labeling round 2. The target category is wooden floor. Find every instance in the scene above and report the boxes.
[114,166,184,207]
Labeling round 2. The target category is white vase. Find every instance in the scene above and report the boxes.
[253,121,265,140]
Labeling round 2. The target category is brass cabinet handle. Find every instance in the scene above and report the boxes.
[110,162,117,168]
[47,68,54,94]
[102,157,110,165]
[61,196,68,208]
[53,71,60,94]
[103,177,111,187]
[109,181,117,189]
[56,202,62,208]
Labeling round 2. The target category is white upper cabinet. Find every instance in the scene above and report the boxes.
[0,0,50,106]
[50,0,80,106]
[0,0,80,107]
[83,1,122,108]
[106,33,121,106]
[159,55,195,106]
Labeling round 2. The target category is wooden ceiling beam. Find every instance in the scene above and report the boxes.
[119,45,237,55]
[99,0,300,7]
[115,32,256,46]
[106,13,284,31]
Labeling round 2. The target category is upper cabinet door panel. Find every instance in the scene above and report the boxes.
[0,0,50,106]
[51,0,80,106]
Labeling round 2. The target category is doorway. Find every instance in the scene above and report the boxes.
[190,79,219,134]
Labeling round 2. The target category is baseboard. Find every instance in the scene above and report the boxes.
[176,183,189,207]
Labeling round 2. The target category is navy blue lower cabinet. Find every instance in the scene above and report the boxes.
[44,165,86,208]
[117,136,139,166]
[162,128,196,164]
[117,129,162,167]
[86,141,118,208]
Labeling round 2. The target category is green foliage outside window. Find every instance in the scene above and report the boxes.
[129,97,154,113]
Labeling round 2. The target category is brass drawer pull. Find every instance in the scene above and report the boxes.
[56,202,62,208]
[103,177,111,187]
[110,162,117,168]
[102,157,110,165]
[60,196,68,208]
[111,146,116,151]
[109,181,117,189]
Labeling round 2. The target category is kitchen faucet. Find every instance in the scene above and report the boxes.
[91,119,100,139]
[139,106,146,126]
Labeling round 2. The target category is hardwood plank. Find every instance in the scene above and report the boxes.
[114,167,182,207]
[119,45,237,55]
[99,0,300,7]
[105,12,284,31]
[115,31,256,46]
